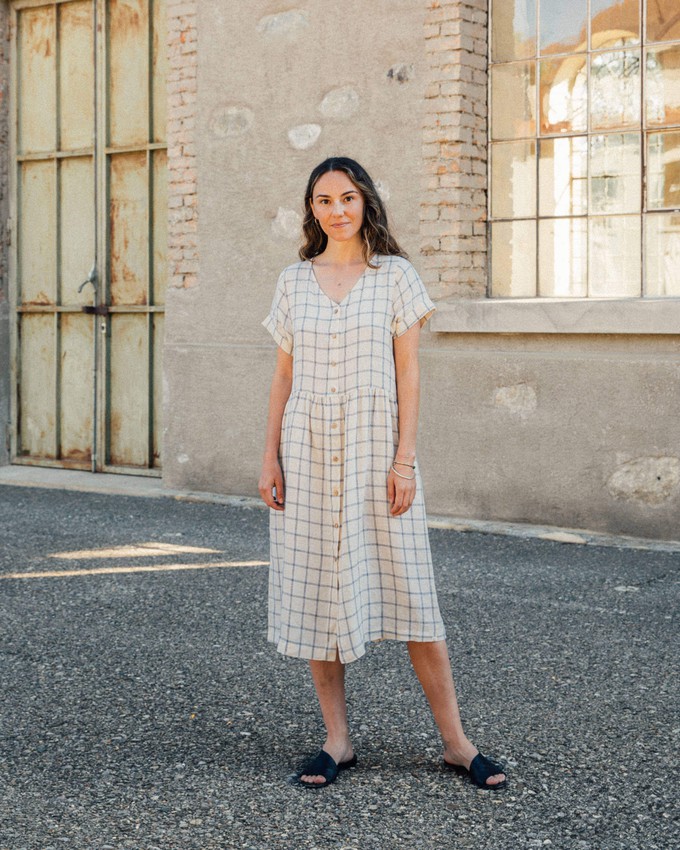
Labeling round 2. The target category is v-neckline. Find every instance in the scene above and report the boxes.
[309,258,372,306]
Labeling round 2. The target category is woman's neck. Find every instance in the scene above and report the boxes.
[317,237,365,266]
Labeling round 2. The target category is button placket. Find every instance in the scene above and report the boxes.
[329,404,343,557]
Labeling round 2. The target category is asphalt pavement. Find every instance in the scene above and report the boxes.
[0,482,678,850]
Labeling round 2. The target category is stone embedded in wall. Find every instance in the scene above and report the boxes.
[210,105,254,138]
[272,207,302,241]
[374,180,390,202]
[387,63,415,83]
[493,383,537,418]
[256,9,309,37]
[319,86,360,119]
[607,456,680,506]
[288,124,322,150]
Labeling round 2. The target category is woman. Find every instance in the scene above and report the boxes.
[259,157,506,791]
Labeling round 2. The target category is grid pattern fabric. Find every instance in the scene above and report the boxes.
[262,254,446,664]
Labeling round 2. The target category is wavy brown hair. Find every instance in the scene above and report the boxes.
[299,157,407,268]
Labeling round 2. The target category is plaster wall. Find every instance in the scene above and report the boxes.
[162,1,680,541]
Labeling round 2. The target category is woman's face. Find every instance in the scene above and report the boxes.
[310,171,365,245]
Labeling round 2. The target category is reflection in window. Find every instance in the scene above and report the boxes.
[490,0,680,298]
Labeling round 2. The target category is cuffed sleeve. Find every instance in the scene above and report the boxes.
[262,271,294,354]
[391,261,436,338]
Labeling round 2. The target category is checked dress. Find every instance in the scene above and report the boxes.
[262,254,446,664]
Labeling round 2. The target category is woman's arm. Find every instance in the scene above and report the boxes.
[258,347,293,511]
[389,322,421,516]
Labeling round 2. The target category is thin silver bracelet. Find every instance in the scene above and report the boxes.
[393,460,416,469]
[391,464,416,480]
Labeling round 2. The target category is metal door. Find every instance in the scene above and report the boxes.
[9,0,167,474]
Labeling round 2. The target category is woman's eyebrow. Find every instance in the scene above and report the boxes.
[314,190,357,199]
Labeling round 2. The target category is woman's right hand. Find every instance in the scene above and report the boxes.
[258,458,285,511]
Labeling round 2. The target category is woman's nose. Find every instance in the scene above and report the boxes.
[331,201,344,216]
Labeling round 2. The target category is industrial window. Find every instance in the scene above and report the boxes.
[489,0,680,297]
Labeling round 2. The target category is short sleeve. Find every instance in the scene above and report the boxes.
[262,271,294,354]
[391,261,436,338]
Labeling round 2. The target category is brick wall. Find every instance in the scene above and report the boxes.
[167,0,198,290]
[421,0,488,299]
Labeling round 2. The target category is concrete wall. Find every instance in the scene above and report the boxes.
[161,0,680,541]
[0,3,9,466]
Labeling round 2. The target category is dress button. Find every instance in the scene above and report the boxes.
[330,361,337,367]
[330,386,336,393]
[331,334,337,339]
[333,488,339,497]
[334,308,339,314]
[334,522,339,528]
[331,422,338,429]
[332,455,339,462]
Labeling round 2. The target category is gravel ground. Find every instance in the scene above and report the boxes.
[0,485,678,850]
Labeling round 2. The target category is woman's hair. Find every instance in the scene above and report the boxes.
[299,157,407,268]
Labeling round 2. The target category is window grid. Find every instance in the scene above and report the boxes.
[489,0,680,298]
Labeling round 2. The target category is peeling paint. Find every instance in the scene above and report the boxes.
[256,9,309,37]
[271,207,302,241]
[607,456,680,506]
[493,383,537,418]
[287,123,321,150]
[387,63,415,83]
[319,86,360,119]
[210,105,254,138]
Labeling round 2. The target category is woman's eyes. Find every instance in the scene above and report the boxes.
[318,195,357,205]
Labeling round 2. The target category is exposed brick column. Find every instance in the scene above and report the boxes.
[167,0,198,289]
[421,0,488,299]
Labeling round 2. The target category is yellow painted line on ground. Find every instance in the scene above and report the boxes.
[49,542,222,560]
[0,560,269,580]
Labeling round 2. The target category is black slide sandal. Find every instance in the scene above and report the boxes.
[293,749,358,789]
[444,752,508,791]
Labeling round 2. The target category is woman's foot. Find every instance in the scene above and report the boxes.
[298,739,355,785]
[443,742,506,788]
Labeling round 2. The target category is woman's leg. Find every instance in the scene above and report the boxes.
[299,653,355,784]
[408,639,506,787]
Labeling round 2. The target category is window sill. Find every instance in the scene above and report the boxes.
[430,298,680,335]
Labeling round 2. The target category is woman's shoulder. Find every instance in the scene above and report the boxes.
[374,254,417,278]
[278,259,309,280]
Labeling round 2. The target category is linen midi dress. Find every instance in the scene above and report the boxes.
[262,253,446,664]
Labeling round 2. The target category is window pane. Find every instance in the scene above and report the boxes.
[491,221,537,296]
[647,131,680,209]
[646,45,680,126]
[492,0,537,62]
[591,50,641,129]
[646,0,680,43]
[539,0,587,55]
[539,218,588,296]
[589,215,641,295]
[490,62,537,140]
[591,0,640,49]
[590,133,641,213]
[539,56,587,134]
[491,141,537,218]
[539,136,588,215]
[646,212,680,295]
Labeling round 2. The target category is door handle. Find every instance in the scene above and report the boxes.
[78,264,98,294]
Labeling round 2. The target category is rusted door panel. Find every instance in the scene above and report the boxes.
[152,149,167,304]
[19,160,57,305]
[108,313,149,467]
[152,312,163,467]
[109,151,148,306]
[17,5,56,154]
[151,0,167,143]
[11,0,166,473]
[108,0,149,147]
[59,1,94,152]
[60,313,94,463]
[19,314,56,457]
[60,156,95,306]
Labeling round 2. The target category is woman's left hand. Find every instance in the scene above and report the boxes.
[387,466,416,516]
